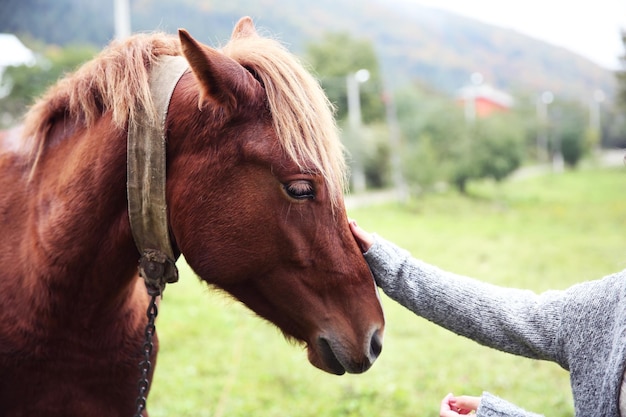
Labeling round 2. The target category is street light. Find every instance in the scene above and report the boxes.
[589,89,605,152]
[536,90,553,164]
[114,0,131,39]
[464,72,483,123]
[346,69,370,193]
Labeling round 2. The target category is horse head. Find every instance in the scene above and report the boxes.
[165,18,384,374]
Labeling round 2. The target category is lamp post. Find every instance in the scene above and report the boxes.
[382,87,408,203]
[114,0,131,39]
[536,91,553,164]
[346,69,370,193]
[589,89,605,152]
[464,72,483,123]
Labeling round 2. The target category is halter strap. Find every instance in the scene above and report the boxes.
[127,55,188,294]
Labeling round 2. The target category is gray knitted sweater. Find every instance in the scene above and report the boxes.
[364,234,626,417]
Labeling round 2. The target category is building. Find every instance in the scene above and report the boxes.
[456,83,514,119]
[0,34,35,68]
[0,34,36,99]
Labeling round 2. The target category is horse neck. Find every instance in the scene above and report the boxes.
[18,115,141,318]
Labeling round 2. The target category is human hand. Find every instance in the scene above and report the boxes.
[348,219,374,253]
[440,393,481,416]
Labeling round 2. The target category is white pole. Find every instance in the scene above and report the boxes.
[382,88,408,202]
[114,0,131,40]
[346,70,369,193]
[589,89,605,151]
[536,91,553,164]
[464,72,483,123]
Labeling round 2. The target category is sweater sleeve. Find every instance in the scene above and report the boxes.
[363,234,566,364]
[477,392,544,417]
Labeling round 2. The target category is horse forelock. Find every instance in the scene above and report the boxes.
[22,33,181,166]
[221,36,348,210]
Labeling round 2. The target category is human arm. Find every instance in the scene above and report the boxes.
[350,221,551,416]
[479,392,544,417]
[349,221,565,362]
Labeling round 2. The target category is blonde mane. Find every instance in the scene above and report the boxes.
[23,31,347,206]
[222,36,347,207]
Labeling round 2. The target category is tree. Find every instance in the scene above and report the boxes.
[305,32,384,124]
[0,43,96,127]
[472,115,525,181]
[549,100,588,168]
[612,30,626,148]
[395,82,526,195]
[305,32,388,191]
[617,31,626,108]
[395,82,463,191]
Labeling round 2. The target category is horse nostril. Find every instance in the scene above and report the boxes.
[369,329,383,359]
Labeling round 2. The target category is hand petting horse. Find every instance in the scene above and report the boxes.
[0,17,384,416]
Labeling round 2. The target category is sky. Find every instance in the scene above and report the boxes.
[412,0,626,70]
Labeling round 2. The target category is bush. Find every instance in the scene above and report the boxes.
[0,43,96,127]
[473,115,525,182]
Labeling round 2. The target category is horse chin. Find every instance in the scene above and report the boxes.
[307,340,346,375]
[307,335,377,375]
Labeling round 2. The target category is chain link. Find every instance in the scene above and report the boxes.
[133,250,175,416]
[134,292,159,417]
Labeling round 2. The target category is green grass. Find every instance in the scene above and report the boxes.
[148,167,626,416]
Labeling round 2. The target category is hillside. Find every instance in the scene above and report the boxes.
[0,0,616,99]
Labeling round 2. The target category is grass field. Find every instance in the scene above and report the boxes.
[148,166,626,417]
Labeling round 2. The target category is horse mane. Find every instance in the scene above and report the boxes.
[22,33,181,166]
[23,30,347,206]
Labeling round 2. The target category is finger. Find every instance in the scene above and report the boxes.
[450,395,481,413]
[348,219,374,252]
[439,393,458,417]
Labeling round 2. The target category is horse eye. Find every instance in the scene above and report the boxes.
[283,180,315,200]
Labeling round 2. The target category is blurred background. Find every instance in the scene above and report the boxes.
[1,0,626,197]
[2,1,626,415]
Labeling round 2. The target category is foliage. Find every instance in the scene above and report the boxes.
[305,32,389,191]
[560,126,587,168]
[603,108,626,149]
[548,99,589,168]
[0,43,97,127]
[147,167,626,417]
[395,83,463,193]
[402,133,440,193]
[617,31,626,109]
[472,115,525,181]
[361,123,392,189]
[394,83,525,194]
[609,30,626,148]
[305,32,385,124]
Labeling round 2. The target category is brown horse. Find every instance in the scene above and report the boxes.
[0,17,384,417]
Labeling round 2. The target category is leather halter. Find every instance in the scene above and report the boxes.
[126,55,188,294]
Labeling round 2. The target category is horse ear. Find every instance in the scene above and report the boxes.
[231,16,258,40]
[178,28,253,115]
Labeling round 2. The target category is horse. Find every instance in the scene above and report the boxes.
[0,17,385,416]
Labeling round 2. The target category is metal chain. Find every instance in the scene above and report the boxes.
[133,250,176,417]
[134,291,159,417]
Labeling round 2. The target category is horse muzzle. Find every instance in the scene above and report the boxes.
[308,326,383,375]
